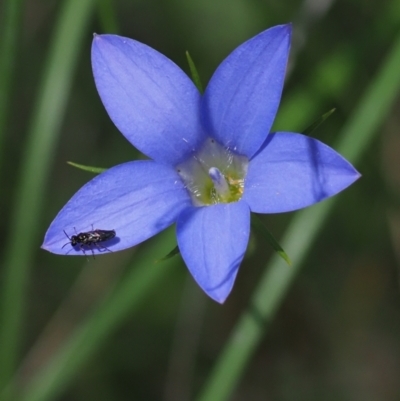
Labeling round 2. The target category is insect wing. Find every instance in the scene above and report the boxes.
[93,229,116,242]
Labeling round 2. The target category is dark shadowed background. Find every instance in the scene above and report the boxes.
[1,0,400,400]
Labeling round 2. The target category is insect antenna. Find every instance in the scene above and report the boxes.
[62,230,72,248]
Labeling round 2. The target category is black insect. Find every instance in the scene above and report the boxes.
[62,226,116,257]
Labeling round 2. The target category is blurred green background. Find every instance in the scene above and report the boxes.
[1,0,400,400]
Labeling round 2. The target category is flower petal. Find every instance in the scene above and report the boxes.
[176,201,250,303]
[92,34,204,165]
[201,24,291,159]
[243,132,361,213]
[42,161,191,255]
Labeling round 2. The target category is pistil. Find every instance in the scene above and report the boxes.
[176,138,249,206]
[208,167,230,199]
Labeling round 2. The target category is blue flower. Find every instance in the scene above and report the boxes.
[42,24,360,303]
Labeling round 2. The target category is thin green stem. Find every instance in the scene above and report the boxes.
[196,29,400,401]
[0,0,24,166]
[0,0,95,390]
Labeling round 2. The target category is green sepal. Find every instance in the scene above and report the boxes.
[251,215,292,266]
[302,108,336,135]
[67,161,107,174]
[186,51,203,94]
[155,245,180,263]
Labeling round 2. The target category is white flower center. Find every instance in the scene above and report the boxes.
[176,138,249,206]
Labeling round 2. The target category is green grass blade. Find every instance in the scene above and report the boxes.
[195,29,400,401]
[0,0,24,165]
[96,0,120,33]
[0,0,95,390]
[10,229,178,401]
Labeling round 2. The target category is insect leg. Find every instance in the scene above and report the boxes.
[94,243,113,253]
[79,244,91,261]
